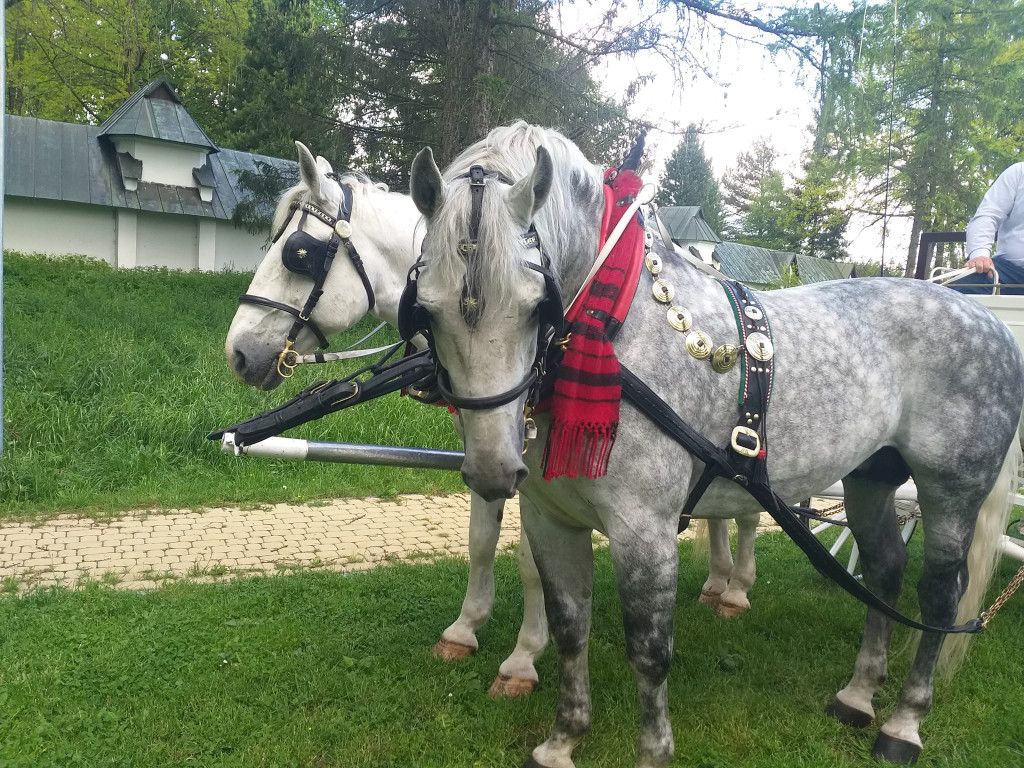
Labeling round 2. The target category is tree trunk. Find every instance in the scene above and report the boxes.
[437,0,497,166]
[904,206,923,277]
[437,1,469,165]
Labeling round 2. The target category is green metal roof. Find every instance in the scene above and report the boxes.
[714,241,784,286]
[98,78,218,151]
[794,253,850,283]
[658,206,722,243]
[5,114,295,220]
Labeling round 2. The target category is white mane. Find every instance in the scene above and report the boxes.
[431,121,605,306]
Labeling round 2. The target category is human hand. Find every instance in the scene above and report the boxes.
[966,255,994,277]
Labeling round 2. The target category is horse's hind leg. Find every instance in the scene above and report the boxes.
[521,497,594,768]
[490,530,548,698]
[608,513,679,768]
[828,474,908,729]
[872,487,986,765]
[434,493,504,660]
[718,512,759,618]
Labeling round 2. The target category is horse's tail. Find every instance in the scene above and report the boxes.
[691,519,710,560]
[939,417,1022,675]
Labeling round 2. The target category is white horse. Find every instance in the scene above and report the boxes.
[407,122,1022,767]
[223,142,758,697]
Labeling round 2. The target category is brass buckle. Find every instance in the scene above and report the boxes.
[730,426,761,458]
[277,340,299,378]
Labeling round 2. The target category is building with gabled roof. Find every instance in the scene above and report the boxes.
[655,204,856,289]
[3,78,295,271]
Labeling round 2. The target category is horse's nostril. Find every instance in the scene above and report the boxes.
[231,349,247,373]
[514,467,529,489]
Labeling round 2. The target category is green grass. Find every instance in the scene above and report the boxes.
[0,533,1021,768]
[0,254,465,521]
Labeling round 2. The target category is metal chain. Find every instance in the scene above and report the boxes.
[980,561,1024,628]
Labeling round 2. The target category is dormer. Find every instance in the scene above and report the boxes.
[98,78,219,196]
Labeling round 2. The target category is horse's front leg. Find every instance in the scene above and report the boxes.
[490,528,548,697]
[608,512,679,768]
[521,496,593,768]
[434,492,504,660]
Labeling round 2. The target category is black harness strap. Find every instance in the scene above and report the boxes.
[209,345,433,447]
[234,294,331,348]
[619,364,981,635]
[239,181,375,359]
[679,281,774,527]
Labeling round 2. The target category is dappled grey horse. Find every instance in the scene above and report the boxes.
[408,122,1022,767]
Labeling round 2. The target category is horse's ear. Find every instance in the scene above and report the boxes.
[508,146,553,224]
[315,155,333,176]
[295,141,321,200]
[411,147,446,219]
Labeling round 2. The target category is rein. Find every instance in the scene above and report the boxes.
[238,174,376,378]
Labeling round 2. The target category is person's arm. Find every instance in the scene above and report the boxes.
[966,164,1022,276]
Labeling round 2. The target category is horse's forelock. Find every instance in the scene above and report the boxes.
[430,122,604,308]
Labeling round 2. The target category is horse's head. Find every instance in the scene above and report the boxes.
[408,142,564,500]
[226,141,419,390]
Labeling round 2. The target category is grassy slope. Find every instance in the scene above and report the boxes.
[0,534,1022,768]
[0,254,465,521]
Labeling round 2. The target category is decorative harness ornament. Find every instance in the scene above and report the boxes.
[238,175,375,378]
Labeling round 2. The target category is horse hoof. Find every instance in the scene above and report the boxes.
[715,601,748,618]
[432,638,475,661]
[699,590,723,608]
[489,674,537,699]
[825,697,873,729]
[871,733,922,765]
[521,758,547,768]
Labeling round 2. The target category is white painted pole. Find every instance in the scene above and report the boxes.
[219,433,465,472]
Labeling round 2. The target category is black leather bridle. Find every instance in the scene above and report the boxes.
[239,174,375,377]
[397,164,565,411]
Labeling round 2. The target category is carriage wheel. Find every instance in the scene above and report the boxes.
[809,500,920,576]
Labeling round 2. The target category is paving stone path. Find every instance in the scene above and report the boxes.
[0,495,786,593]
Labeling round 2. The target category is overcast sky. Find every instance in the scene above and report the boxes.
[558,1,907,263]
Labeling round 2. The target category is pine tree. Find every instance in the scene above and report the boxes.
[658,124,724,235]
[739,172,797,251]
[720,139,780,239]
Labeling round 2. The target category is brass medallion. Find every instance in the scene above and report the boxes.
[334,220,353,239]
[743,305,764,320]
[645,254,663,275]
[652,279,674,303]
[685,330,713,359]
[666,305,692,332]
[745,332,774,362]
[712,344,739,373]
